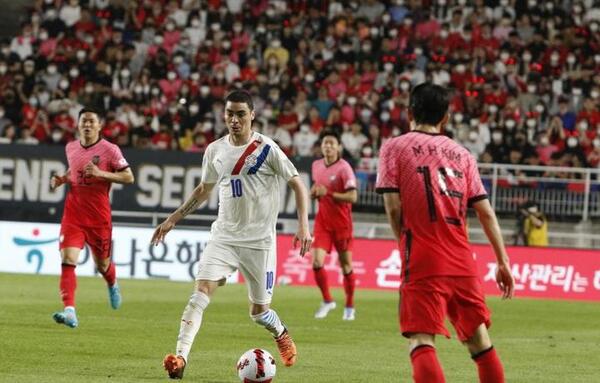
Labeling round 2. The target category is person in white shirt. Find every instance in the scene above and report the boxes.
[152,90,312,379]
[293,124,318,156]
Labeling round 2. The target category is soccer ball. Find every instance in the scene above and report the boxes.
[236,348,276,382]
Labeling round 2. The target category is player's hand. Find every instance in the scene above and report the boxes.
[151,219,175,245]
[50,174,66,190]
[313,184,327,198]
[293,227,312,257]
[496,262,514,299]
[84,161,101,177]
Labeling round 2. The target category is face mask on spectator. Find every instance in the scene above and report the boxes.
[154,35,164,44]
[121,69,130,78]
[300,124,310,133]
[151,87,160,96]
[440,29,448,39]
[211,23,221,32]
[492,131,502,142]
[567,55,576,65]
[191,18,200,27]
[271,40,281,48]
[382,14,391,23]
[545,2,554,10]
[500,0,508,6]
[457,0,466,5]
[200,86,210,96]
[384,62,394,72]
[85,84,94,93]
[134,84,143,94]
[28,97,38,107]
[438,0,447,5]
[591,23,599,33]
[535,104,544,113]
[361,109,372,120]
[370,27,379,37]
[527,84,536,93]
[256,25,266,34]
[105,65,112,75]
[59,79,69,90]
[0,109,4,118]
[166,23,175,31]
[347,96,357,106]
[46,9,57,20]
[595,54,600,64]
[0,65,6,75]
[550,52,559,63]
[573,4,582,13]
[169,106,177,114]
[75,50,87,61]
[191,72,200,81]
[526,119,537,128]
[222,40,232,50]
[414,47,423,56]
[593,138,600,148]
[361,43,372,53]
[233,23,243,33]
[453,113,464,123]
[527,0,536,6]
[455,64,466,74]
[380,111,390,122]
[173,55,183,64]
[468,131,478,141]
[404,18,413,26]
[188,104,199,114]
[263,108,273,118]
[469,118,478,127]
[522,52,532,62]
[39,31,49,40]
[400,81,410,91]
[573,88,582,96]
[305,73,315,83]
[180,38,190,46]
[505,119,516,129]
[52,130,62,142]
[578,120,589,130]
[167,71,177,80]
[69,68,79,78]
[539,135,549,146]
[592,90,599,99]
[567,137,578,148]
[47,65,56,74]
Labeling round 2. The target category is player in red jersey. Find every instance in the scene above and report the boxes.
[50,108,134,328]
[310,129,358,320]
[376,83,514,383]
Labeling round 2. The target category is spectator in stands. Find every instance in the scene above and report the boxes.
[519,201,548,247]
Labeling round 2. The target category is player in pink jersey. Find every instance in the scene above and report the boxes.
[310,129,358,321]
[376,83,514,383]
[50,108,134,328]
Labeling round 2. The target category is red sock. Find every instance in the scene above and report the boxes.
[60,263,77,307]
[313,267,332,302]
[343,271,355,308]
[473,347,504,383]
[410,345,445,383]
[99,261,117,287]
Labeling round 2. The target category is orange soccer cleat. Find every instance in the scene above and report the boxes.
[274,328,297,367]
[163,354,186,379]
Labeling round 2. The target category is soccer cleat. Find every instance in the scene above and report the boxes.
[108,283,122,309]
[343,307,355,321]
[163,354,186,379]
[52,307,78,328]
[314,301,336,319]
[274,328,297,367]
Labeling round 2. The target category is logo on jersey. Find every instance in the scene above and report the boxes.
[92,155,100,165]
[329,175,336,181]
[244,154,258,168]
[118,158,127,166]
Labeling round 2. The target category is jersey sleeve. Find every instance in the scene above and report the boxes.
[269,142,299,181]
[110,145,129,171]
[201,145,218,184]
[375,139,400,193]
[341,161,357,190]
[311,161,317,183]
[466,153,488,207]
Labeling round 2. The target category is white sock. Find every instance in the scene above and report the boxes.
[176,292,210,362]
[251,309,285,338]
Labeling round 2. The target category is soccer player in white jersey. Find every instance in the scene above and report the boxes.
[151,90,312,380]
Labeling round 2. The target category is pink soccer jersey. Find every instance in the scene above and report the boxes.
[312,158,357,231]
[62,138,129,227]
[376,131,488,282]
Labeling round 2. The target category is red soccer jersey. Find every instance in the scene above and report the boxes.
[312,158,357,231]
[62,138,129,227]
[376,131,488,282]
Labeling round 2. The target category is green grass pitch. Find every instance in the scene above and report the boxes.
[1,272,599,382]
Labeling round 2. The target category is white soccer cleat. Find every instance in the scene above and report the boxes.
[342,307,355,321]
[314,301,336,319]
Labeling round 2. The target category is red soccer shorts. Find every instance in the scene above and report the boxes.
[399,276,491,342]
[59,223,112,259]
[312,219,353,253]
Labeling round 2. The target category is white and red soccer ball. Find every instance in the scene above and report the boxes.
[236,348,276,382]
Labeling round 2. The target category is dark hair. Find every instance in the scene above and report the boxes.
[319,128,341,144]
[409,83,450,126]
[225,90,254,110]
[78,107,102,121]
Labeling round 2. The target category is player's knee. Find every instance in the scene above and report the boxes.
[250,303,270,317]
[464,325,492,354]
[250,308,272,325]
[408,333,436,354]
[188,291,210,311]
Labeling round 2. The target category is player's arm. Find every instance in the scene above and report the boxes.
[151,182,215,245]
[288,175,312,257]
[50,169,71,190]
[472,198,515,299]
[382,192,402,241]
[331,189,358,204]
[84,163,135,184]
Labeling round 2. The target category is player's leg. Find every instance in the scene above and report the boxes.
[164,242,237,379]
[335,235,355,320]
[401,279,451,382]
[448,277,504,383]
[312,225,336,318]
[53,223,85,328]
[241,246,297,367]
[87,226,120,309]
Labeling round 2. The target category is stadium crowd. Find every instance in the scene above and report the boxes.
[0,0,600,172]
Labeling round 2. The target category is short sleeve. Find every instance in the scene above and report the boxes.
[466,153,488,207]
[201,145,218,184]
[375,139,399,193]
[110,145,129,171]
[311,161,317,182]
[341,161,357,190]
[269,142,299,181]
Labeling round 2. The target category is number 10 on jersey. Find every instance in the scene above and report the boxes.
[230,179,243,198]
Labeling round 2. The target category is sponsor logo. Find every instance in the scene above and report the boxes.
[12,228,58,274]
